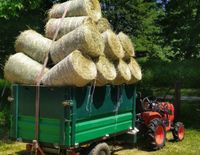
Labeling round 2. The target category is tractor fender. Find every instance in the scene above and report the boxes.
[141,112,162,125]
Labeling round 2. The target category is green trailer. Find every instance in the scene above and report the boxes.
[9,84,137,155]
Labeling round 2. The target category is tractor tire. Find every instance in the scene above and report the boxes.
[88,143,111,155]
[172,122,185,141]
[146,118,166,150]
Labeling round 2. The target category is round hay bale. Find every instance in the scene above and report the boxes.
[50,24,104,64]
[112,59,132,85]
[102,30,124,61]
[95,56,117,86]
[4,53,49,85]
[15,30,52,63]
[96,18,112,33]
[118,32,135,59]
[127,57,142,84]
[45,16,95,40]
[42,50,97,87]
[48,0,102,22]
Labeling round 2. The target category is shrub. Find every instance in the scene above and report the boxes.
[139,59,200,88]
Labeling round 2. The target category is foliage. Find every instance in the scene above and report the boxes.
[0,0,44,19]
[161,0,200,59]
[101,0,173,60]
[0,89,10,130]
[139,59,200,88]
[0,107,9,127]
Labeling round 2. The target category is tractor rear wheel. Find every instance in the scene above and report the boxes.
[172,122,185,141]
[146,118,166,150]
[88,143,111,155]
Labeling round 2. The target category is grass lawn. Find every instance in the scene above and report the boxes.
[0,101,200,155]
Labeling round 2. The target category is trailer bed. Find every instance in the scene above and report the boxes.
[10,84,136,148]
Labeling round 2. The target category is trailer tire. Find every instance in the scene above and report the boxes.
[88,143,111,155]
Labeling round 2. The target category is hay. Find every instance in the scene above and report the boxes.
[42,50,97,87]
[95,56,117,86]
[96,18,112,33]
[50,24,104,64]
[102,30,124,61]
[4,53,49,85]
[48,0,102,22]
[45,16,95,40]
[15,30,52,63]
[112,59,132,85]
[127,57,142,84]
[118,32,135,59]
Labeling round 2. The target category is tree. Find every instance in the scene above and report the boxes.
[161,0,200,59]
[0,0,45,19]
[101,0,173,60]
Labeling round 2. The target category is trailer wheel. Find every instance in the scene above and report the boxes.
[146,118,166,150]
[88,143,111,155]
[172,122,185,141]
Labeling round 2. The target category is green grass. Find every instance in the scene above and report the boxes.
[0,101,200,155]
[115,130,200,155]
[0,140,25,155]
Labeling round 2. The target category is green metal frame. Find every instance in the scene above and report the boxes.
[10,84,137,148]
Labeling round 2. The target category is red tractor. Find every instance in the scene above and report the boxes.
[136,96,185,150]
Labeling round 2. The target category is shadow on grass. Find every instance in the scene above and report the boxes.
[15,150,57,155]
[111,142,157,154]
[15,151,29,155]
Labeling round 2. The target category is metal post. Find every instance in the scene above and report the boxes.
[174,82,181,120]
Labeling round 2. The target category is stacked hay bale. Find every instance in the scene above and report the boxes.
[48,0,102,22]
[96,18,112,33]
[45,16,95,40]
[4,0,142,87]
[50,24,105,64]
[15,30,52,63]
[4,53,49,85]
[95,56,116,86]
[42,50,97,87]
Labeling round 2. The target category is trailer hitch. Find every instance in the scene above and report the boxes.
[62,100,73,107]
[26,140,45,155]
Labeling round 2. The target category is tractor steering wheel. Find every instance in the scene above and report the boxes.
[141,96,158,111]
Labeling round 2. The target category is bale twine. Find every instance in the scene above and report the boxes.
[96,18,112,33]
[118,32,135,59]
[15,30,52,63]
[102,30,124,61]
[112,59,132,85]
[95,56,117,86]
[4,53,49,85]
[42,50,97,87]
[45,16,95,40]
[127,57,142,84]
[48,0,102,22]
[50,24,104,64]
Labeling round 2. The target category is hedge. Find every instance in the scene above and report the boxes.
[139,59,200,88]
